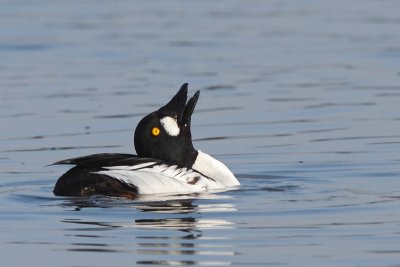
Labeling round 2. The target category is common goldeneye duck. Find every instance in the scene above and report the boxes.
[53,83,240,198]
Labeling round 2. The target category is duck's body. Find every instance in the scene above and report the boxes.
[54,151,238,198]
[53,84,240,198]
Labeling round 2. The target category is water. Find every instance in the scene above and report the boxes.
[1,0,400,266]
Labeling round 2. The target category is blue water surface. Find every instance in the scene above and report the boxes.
[1,1,400,266]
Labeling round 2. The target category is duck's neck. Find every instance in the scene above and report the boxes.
[179,147,198,168]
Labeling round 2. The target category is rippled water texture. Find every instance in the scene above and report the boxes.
[1,1,400,266]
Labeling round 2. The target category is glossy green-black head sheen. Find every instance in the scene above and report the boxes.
[134,84,200,168]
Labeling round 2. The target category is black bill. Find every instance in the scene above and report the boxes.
[158,83,200,128]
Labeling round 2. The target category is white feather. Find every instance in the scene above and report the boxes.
[94,163,227,195]
[160,116,180,136]
[192,151,240,186]
[104,162,156,170]
[92,151,239,195]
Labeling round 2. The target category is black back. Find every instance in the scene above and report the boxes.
[53,166,138,198]
[53,153,157,168]
[53,153,162,198]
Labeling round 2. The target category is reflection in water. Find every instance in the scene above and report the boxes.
[134,200,235,265]
[134,199,197,214]
[134,198,237,214]
[61,197,236,266]
[135,217,235,265]
[62,218,122,231]
[136,260,232,266]
[135,216,234,231]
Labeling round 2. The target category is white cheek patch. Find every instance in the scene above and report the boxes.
[160,116,180,136]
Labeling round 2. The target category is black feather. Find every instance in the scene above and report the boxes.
[53,153,162,168]
[53,165,138,198]
[52,153,166,198]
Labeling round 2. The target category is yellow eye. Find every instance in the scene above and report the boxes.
[151,127,160,136]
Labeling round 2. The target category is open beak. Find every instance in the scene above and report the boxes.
[158,83,200,128]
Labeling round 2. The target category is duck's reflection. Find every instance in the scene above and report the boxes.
[135,216,234,231]
[134,199,197,214]
[60,196,236,265]
[133,200,235,265]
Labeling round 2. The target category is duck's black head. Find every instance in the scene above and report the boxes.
[134,83,200,168]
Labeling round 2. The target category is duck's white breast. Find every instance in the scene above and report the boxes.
[192,151,240,186]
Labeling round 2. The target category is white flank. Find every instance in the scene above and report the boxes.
[94,163,227,195]
[192,151,240,186]
[103,162,156,171]
[160,116,180,136]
